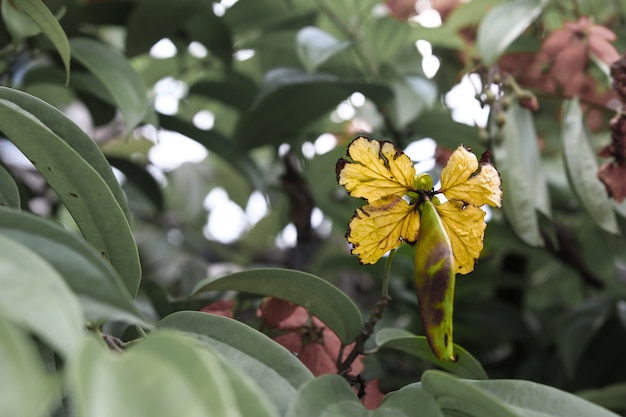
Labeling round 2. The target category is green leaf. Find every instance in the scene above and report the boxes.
[382,65,437,128]
[472,379,621,417]
[494,104,544,246]
[0,317,60,417]
[296,26,351,73]
[188,71,258,112]
[192,268,363,344]
[13,0,71,82]
[159,311,313,416]
[414,200,455,361]
[375,328,488,379]
[67,331,279,417]
[0,207,150,327]
[0,97,141,295]
[378,385,443,417]
[107,157,164,213]
[70,37,150,132]
[421,370,520,417]
[2,0,41,39]
[578,382,626,412]
[0,87,129,217]
[235,68,392,150]
[183,2,233,67]
[285,374,366,417]
[0,235,83,358]
[561,98,620,234]
[0,164,20,208]
[477,0,546,64]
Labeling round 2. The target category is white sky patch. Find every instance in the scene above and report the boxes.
[349,92,366,107]
[204,198,247,244]
[148,130,208,170]
[153,77,188,115]
[416,40,440,79]
[445,73,490,127]
[278,143,291,158]
[234,49,255,61]
[212,2,226,16]
[150,38,177,59]
[335,100,356,121]
[192,110,215,130]
[188,41,208,58]
[275,223,297,249]
[410,8,442,28]
[314,133,337,155]
[302,141,316,159]
[245,191,269,225]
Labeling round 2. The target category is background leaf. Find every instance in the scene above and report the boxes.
[159,310,312,416]
[296,26,351,73]
[192,268,364,344]
[0,164,20,208]
[0,235,83,358]
[285,374,365,417]
[561,98,620,235]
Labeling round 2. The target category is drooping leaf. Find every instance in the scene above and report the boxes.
[0,235,83,359]
[0,87,129,217]
[296,26,351,73]
[159,311,312,416]
[107,157,164,213]
[192,268,363,344]
[12,0,71,82]
[477,0,546,64]
[70,38,150,132]
[0,317,60,417]
[494,105,544,246]
[414,199,456,361]
[0,207,150,327]
[2,0,41,39]
[375,328,488,379]
[0,97,141,295]
[67,331,279,417]
[561,98,620,235]
[0,164,20,208]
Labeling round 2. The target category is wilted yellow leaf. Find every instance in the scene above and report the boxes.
[337,136,416,202]
[439,146,502,208]
[347,195,420,264]
[436,201,486,274]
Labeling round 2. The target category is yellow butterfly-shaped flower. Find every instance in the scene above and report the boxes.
[336,136,502,274]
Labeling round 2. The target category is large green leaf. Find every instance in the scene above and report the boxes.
[477,0,546,64]
[192,268,363,344]
[0,235,83,358]
[0,317,60,417]
[0,164,20,208]
[67,331,279,417]
[494,104,544,246]
[0,207,150,327]
[159,311,313,416]
[13,0,71,82]
[285,374,365,417]
[421,371,520,417]
[561,98,619,234]
[578,382,626,412]
[375,328,487,380]
[0,98,141,295]
[0,87,129,217]
[70,38,150,132]
[235,68,392,149]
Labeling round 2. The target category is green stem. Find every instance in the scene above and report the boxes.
[381,248,396,298]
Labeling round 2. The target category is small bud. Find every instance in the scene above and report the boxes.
[485,90,496,104]
[495,112,507,128]
[500,96,512,111]
[414,173,433,191]
[492,73,502,84]
[478,128,490,145]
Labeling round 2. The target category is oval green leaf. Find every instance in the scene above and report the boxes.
[375,328,487,380]
[296,26,351,73]
[477,0,546,64]
[0,235,83,358]
[285,374,365,417]
[561,98,620,235]
[191,268,363,344]
[0,164,20,208]
[67,331,279,417]
[159,310,312,416]
[0,87,129,217]
[0,98,141,295]
[13,0,71,82]
[378,385,443,417]
[0,207,150,327]
[0,317,59,417]
[70,37,150,132]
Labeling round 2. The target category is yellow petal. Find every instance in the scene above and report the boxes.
[439,146,502,207]
[337,136,416,201]
[347,195,420,264]
[436,200,486,275]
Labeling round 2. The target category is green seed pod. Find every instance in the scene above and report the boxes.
[414,173,433,191]
[414,199,456,361]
